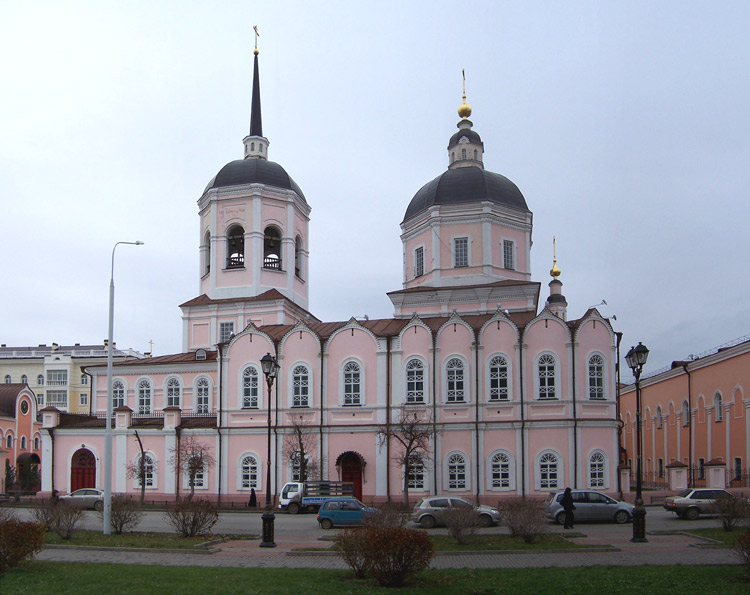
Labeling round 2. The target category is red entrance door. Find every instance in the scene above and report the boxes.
[340,453,363,501]
[70,448,96,491]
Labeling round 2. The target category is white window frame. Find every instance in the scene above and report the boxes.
[453,236,469,268]
[414,245,425,278]
[241,365,260,409]
[219,321,235,343]
[34,436,40,450]
[502,238,515,270]
[36,393,44,407]
[137,379,152,414]
[444,356,468,403]
[714,392,723,422]
[47,390,67,409]
[487,450,515,491]
[112,379,126,409]
[79,393,88,406]
[134,452,157,489]
[238,452,261,490]
[444,451,469,491]
[166,377,182,408]
[47,369,68,386]
[535,352,560,400]
[290,363,311,408]
[588,450,608,489]
[37,374,45,386]
[341,359,364,406]
[405,357,426,404]
[183,462,207,490]
[195,376,211,413]
[20,436,27,450]
[487,353,511,401]
[406,456,425,490]
[535,450,563,491]
[587,353,606,400]
[289,452,313,482]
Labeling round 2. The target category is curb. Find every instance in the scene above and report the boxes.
[43,544,219,555]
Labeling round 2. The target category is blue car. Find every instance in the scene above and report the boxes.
[317,497,377,529]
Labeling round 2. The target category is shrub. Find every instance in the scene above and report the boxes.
[0,519,45,574]
[734,528,750,579]
[715,493,750,532]
[500,498,547,544]
[442,504,480,545]
[0,507,17,523]
[164,498,218,537]
[365,526,433,587]
[335,528,371,579]
[97,494,144,534]
[31,498,83,540]
[363,503,410,529]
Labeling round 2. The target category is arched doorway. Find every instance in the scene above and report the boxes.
[70,448,96,491]
[336,452,364,501]
[16,452,41,492]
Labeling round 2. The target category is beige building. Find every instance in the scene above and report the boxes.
[0,343,145,414]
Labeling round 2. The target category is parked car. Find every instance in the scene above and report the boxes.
[411,496,501,529]
[0,493,11,504]
[663,488,732,520]
[544,490,633,524]
[317,497,377,529]
[59,488,104,511]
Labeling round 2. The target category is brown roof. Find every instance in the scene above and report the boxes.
[0,384,28,417]
[386,279,540,296]
[179,291,321,322]
[85,350,218,370]
[58,413,106,429]
[179,416,217,429]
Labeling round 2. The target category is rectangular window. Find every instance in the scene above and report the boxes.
[454,237,468,268]
[80,393,88,406]
[698,458,705,479]
[414,247,424,278]
[37,393,44,407]
[47,390,67,409]
[503,239,515,270]
[734,458,742,481]
[446,362,465,403]
[407,462,424,490]
[219,322,234,343]
[47,370,68,386]
[343,362,361,406]
[489,356,509,401]
[658,458,664,478]
[293,367,309,407]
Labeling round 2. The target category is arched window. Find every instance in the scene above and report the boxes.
[295,235,303,278]
[263,226,282,270]
[473,149,478,160]
[134,453,155,488]
[489,451,514,490]
[538,452,560,490]
[242,367,259,408]
[21,374,28,384]
[446,358,465,403]
[461,148,467,160]
[196,377,210,413]
[20,436,27,450]
[656,406,663,429]
[292,365,310,407]
[34,436,40,450]
[589,451,606,488]
[290,452,312,482]
[166,378,181,408]
[112,380,125,408]
[588,354,604,399]
[537,354,557,400]
[447,452,467,490]
[343,361,362,406]
[5,435,11,449]
[4,375,10,384]
[488,355,509,401]
[714,393,723,422]
[682,400,690,427]
[451,151,455,162]
[203,230,211,276]
[137,379,152,414]
[226,225,245,268]
[81,374,88,385]
[406,359,425,403]
[240,454,259,489]
[37,374,44,386]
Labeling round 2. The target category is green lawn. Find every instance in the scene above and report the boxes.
[683,527,750,546]
[43,530,250,549]
[429,532,594,551]
[2,563,748,594]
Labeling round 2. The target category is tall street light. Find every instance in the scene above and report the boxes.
[260,352,279,548]
[625,341,649,543]
[103,240,144,535]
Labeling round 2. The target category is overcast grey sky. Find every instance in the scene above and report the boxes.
[1,1,748,375]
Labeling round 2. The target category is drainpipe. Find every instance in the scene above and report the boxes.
[683,363,693,487]
[48,428,55,493]
[519,328,526,498]
[615,332,623,499]
[319,343,324,481]
[217,344,224,506]
[571,332,578,488]
[272,340,280,506]
[431,328,438,495]
[385,335,391,504]
[83,369,94,415]
[474,330,481,504]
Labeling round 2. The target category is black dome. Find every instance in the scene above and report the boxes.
[448,128,482,149]
[404,167,528,222]
[204,158,306,201]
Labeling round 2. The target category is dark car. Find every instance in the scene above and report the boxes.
[317,497,377,529]
[59,488,104,511]
[663,488,732,520]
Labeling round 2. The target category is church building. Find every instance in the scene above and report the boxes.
[41,45,619,505]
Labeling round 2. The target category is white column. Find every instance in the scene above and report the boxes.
[41,431,53,492]
[115,432,127,492]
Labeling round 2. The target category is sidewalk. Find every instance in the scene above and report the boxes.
[35,527,741,569]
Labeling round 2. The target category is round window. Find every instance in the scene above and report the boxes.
[20,400,29,415]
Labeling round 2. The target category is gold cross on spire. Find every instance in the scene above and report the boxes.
[253,25,259,54]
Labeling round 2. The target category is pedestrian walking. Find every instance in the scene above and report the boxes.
[561,487,576,529]
[248,488,257,508]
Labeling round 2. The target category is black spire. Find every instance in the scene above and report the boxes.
[249,51,262,137]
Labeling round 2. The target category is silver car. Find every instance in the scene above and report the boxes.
[411,496,501,528]
[59,488,104,511]
[663,488,731,520]
[544,490,633,524]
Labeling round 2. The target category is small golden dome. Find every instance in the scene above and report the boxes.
[550,260,561,279]
[458,99,472,119]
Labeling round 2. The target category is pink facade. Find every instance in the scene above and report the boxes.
[0,384,42,493]
[620,338,750,489]
[42,49,620,505]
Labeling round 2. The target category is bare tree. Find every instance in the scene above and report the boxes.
[169,435,216,500]
[125,430,152,503]
[377,405,433,506]
[282,415,320,482]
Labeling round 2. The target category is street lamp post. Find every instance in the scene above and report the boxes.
[103,241,144,535]
[260,352,280,548]
[625,341,649,543]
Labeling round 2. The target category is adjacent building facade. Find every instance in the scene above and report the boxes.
[41,48,620,505]
[0,384,42,493]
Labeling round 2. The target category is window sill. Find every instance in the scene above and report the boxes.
[241,406,259,410]
[341,403,363,407]
[224,266,246,272]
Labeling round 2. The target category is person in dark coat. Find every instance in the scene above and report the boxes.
[248,488,257,508]
[560,487,576,529]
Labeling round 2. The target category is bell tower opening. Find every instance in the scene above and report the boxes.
[227,225,245,269]
[263,226,282,270]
